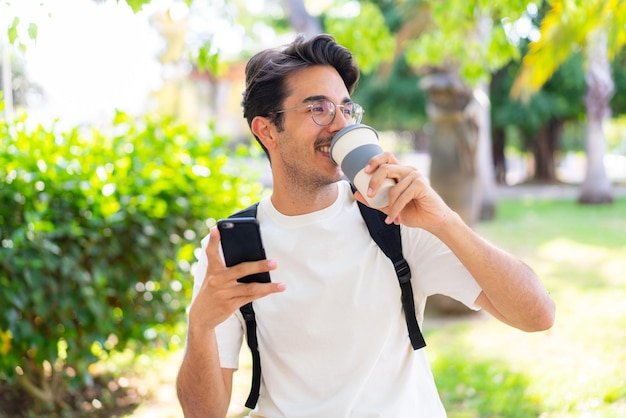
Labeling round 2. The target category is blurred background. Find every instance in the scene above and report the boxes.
[1,0,625,417]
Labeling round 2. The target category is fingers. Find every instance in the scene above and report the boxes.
[227,259,280,289]
[384,171,425,223]
[211,259,284,320]
[361,153,439,226]
[193,242,285,329]
[363,152,405,194]
[205,226,224,268]
[229,276,286,306]
[205,226,281,289]
[363,152,419,201]
[366,151,399,169]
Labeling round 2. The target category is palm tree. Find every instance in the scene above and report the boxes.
[512,0,626,204]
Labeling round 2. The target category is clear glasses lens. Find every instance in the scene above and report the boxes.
[311,99,363,126]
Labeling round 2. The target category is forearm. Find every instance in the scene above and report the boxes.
[177,327,231,418]
[432,211,555,331]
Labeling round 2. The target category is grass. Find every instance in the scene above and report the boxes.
[129,196,626,417]
[427,196,626,417]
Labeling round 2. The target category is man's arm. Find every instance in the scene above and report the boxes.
[358,153,555,332]
[429,211,554,331]
[176,227,285,417]
[177,329,233,417]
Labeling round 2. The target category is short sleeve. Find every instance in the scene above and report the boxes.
[401,226,482,309]
[187,233,245,369]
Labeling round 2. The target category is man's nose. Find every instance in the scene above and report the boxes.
[327,109,351,132]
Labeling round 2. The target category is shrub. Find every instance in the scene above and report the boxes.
[0,110,264,413]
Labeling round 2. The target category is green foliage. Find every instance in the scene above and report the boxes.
[0,110,263,409]
[512,0,626,101]
[492,37,626,153]
[405,0,529,86]
[353,57,427,131]
[559,120,586,152]
[324,3,395,74]
[196,43,223,75]
[491,52,586,144]
[2,6,38,52]
[610,49,626,115]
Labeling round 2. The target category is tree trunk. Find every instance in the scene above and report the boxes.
[1,21,14,121]
[420,71,479,226]
[473,84,496,220]
[492,127,507,184]
[281,0,322,36]
[579,29,614,204]
[531,119,561,182]
[473,13,497,220]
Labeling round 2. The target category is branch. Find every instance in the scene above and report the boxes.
[16,373,54,405]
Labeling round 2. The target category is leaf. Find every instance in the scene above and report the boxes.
[124,0,149,13]
[196,43,222,75]
[0,329,12,356]
[27,23,38,41]
[8,17,19,44]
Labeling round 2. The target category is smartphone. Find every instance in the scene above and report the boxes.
[217,217,271,284]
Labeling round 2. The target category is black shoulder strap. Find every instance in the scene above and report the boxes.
[354,198,426,351]
[229,203,262,409]
[230,204,259,219]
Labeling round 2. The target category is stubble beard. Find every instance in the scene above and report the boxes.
[279,136,342,196]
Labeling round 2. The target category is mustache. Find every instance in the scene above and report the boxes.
[314,136,334,148]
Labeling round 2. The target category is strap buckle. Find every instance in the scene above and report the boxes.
[393,259,411,284]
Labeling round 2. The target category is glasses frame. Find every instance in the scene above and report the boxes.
[269,98,364,126]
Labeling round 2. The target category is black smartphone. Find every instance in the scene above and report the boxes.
[217,217,271,284]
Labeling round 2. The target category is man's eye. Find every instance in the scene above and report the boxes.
[340,103,354,115]
[310,103,326,113]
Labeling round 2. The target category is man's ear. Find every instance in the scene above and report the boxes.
[251,116,277,151]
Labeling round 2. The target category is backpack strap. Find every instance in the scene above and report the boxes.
[352,185,426,350]
[239,303,261,409]
[229,203,262,409]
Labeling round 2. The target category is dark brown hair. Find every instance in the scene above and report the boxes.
[241,34,360,155]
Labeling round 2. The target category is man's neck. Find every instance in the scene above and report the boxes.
[270,181,339,216]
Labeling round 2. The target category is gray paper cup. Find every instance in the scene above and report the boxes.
[330,124,395,208]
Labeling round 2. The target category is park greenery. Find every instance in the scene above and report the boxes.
[0,110,265,414]
[1,0,626,416]
[432,196,626,417]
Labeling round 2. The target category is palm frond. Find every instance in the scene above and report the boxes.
[511,0,592,101]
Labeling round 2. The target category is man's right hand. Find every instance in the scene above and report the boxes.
[188,226,285,332]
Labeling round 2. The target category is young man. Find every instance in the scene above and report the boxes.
[177,34,555,417]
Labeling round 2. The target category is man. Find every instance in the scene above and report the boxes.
[177,34,555,418]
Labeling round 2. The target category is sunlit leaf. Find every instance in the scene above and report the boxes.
[27,23,38,40]
[8,17,19,44]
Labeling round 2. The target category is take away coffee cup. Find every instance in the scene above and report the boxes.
[330,124,395,209]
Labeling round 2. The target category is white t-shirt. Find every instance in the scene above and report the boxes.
[191,181,482,417]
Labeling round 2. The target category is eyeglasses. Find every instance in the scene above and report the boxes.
[269,98,364,126]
